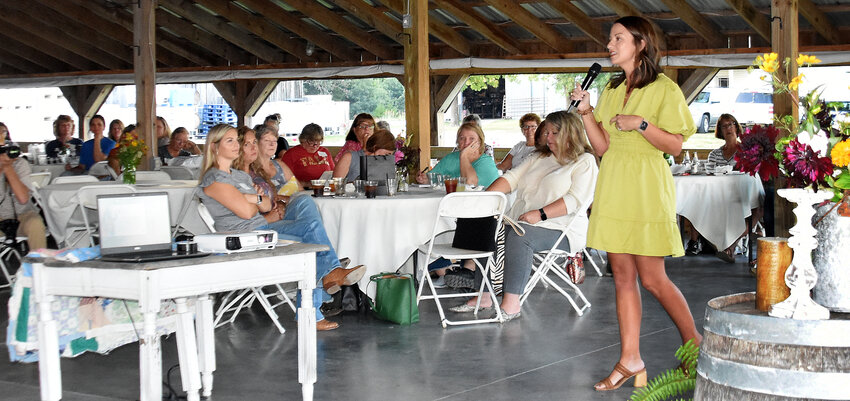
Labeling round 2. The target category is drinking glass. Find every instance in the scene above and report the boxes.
[311,179,325,197]
[386,178,397,196]
[355,179,366,197]
[457,177,466,192]
[364,180,379,198]
[333,177,345,196]
[435,174,444,189]
[704,162,716,175]
[428,172,438,189]
[444,177,458,194]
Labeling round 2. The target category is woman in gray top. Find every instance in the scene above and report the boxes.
[0,123,47,250]
[198,124,365,331]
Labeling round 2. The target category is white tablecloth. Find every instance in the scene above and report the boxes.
[674,173,764,250]
[38,180,209,246]
[30,164,70,181]
[313,188,452,292]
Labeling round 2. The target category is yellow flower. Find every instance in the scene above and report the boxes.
[789,74,805,91]
[796,54,821,66]
[131,140,138,147]
[832,139,850,168]
[757,52,780,73]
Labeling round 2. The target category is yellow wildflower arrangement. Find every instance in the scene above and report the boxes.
[116,130,148,172]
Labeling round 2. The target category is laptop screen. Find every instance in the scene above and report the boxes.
[98,192,172,255]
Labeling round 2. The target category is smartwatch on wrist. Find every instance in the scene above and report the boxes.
[256,195,262,205]
[639,120,649,132]
[539,208,547,221]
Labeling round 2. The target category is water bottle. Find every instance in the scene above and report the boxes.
[683,151,691,166]
[692,152,700,174]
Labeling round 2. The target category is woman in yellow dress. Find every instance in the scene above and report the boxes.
[571,16,702,391]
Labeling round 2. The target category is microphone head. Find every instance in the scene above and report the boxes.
[589,62,602,76]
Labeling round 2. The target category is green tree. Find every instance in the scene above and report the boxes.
[464,75,502,91]
[464,73,614,95]
[303,78,405,118]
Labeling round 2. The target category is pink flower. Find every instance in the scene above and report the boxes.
[782,138,834,190]
[735,124,781,181]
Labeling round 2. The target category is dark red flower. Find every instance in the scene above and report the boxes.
[735,124,781,181]
[782,138,834,190]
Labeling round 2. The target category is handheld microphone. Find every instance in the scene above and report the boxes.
[568,63,602,112]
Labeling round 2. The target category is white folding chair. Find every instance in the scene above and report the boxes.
[518,230,592,316]
[87,161,113,179]
[584,248,604,277]
[119,170,172,182]
[0,237,25,291]
[161,166,197,180]
[29,172,52,189]
[51,175,99,185]
[416,192,508,328]
[72,185,137,247]
[198,202,296,334]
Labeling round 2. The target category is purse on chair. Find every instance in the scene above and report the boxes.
[367,272,419,325]
[565,253,585,284]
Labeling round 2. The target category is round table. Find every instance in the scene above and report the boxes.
[312,187,452,293]
[37,180,208,246]
[674,172,765,251]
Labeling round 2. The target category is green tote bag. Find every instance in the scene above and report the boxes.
[367,272,420,325]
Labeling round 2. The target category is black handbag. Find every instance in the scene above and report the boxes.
[452,217,498,251]
[361,155,397,195]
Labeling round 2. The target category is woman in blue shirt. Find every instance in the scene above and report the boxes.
[416,123,499,187]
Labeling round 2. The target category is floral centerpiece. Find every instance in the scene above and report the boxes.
[116,130,147,184]
[395,133,420,180]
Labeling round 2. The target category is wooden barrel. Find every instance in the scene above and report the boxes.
[695,292,850,400]
[756,237,792,311]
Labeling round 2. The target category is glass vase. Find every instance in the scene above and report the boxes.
[122,166,136,185]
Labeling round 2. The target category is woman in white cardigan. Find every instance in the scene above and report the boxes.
[450,110,599,320]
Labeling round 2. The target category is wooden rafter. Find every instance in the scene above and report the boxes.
[237,0,360,61]
[245,80,279,118]
[600,0,670,50]
[152,6,250,65]
[0,49,48,74]
[159,0,286,63]
[330,0,404,46]
[433,74,469,113]
[724,0,770,42]
[678,68,719,103]
[433,0,523,54]
[0,16,95,71]
[283,0,396,60]
[545,0,607,47]
[799,0,842,45]
[193,0,321,62]
[384,0,472,55]
[482,0,572,53]
[46,0,203,68]
[657,0,725,48]
[0,5,125,70]
[0,34,70,72]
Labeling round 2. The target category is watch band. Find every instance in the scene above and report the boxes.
[639,120,649,131]
[539,208,547,221]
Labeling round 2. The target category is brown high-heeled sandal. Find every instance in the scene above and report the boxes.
[594,362,647,391]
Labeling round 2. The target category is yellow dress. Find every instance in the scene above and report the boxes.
[586,74,696,257]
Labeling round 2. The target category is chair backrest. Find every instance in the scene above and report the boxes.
[51,175,100,185]
[118,170,172,182]
[436,192,508,220]
[160,166,196,180]
[197,202,216,232]
[88,161,111,177]
[28,172,52,189]
[76,185,136,209]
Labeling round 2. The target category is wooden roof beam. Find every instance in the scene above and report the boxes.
[600,0,670,50]
[0,49,48,74]
[433,0,523,54]
[193,0,324,62]
[384,0,472,55]
[245,80,279,118]
[678,68,719,103]
[331,0,405,46]
[482,0,572,53]
[159,0,287,63]
[657,0,726,48]
[0,34,71,72]
[433,74,469,113]
[0,16,96,71]
[799,0,842,45]
[60,85,115,138]
[153,6,251,65]
[545,0,607,48]
[235,0,360,61]
[724,0,770,42]
[0,6,125,70]
[283,0,397,60]
[46,0,205,67]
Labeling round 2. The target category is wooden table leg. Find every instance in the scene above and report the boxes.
[298,259,317,401]
[175,298,201,401]
[36,290,62,401]
[139,305,162,401]
[195,295,216,397]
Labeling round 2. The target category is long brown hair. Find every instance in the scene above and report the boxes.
[607,16,662,91]
[345,113,375,142]
[536,111,592,165]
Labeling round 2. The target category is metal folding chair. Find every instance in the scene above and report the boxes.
[198,202,296,334]
[161,166,197,180]
[416,192,508,328]
[51,175,99,185]
[28,172,52,189]
[119,170,172,182]
[519,230,591,316]
[0,237,25,291]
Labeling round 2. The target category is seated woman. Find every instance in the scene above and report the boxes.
[0,123,47,250]
[449,111,598,320]
[199,124,364,331]
[334,113,375,163]
[281,123,335,183]
[107,124,136,176]
[78,115,116,171]
[108,119,124,142]
[158,127,200,165]
[416,122,499,187]
[254,124,299,191]
[497,113,540,171]
[333,130,395,183]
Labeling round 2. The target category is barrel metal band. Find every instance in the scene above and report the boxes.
[698,352,850,399]
[704,307,848,347]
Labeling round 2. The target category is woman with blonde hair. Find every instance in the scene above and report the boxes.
[198,124,365,331]
[416,122,499,187]
[449,111,598,320]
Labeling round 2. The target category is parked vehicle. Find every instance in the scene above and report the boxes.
[827,100,850,123]
[689,88,734,133]
[730,91,774,126]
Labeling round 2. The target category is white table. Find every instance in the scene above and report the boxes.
[31,242,324,401]
[30,164,70,181]
[674,173,764,250]
[313,187,452,293]
[38,180,210,245]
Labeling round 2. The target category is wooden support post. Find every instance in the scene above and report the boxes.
[771,0,799,237]
[59,85,114,139]
[214,80,278,128]
[679,68,719,103]
[134,0,156,171]
[403,0,431,172]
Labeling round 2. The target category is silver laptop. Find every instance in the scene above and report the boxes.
[97,192,207,262]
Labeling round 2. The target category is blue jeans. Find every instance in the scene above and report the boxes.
[257,194,341,321]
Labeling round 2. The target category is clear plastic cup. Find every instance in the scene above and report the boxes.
[364,180,379,198]
[457,177,466,192]
[444,177,458,194]
[311,179,325,197]
[386,178,397,196]
[355,179,366,197]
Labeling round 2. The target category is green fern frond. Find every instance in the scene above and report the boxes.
[630,340,700,401]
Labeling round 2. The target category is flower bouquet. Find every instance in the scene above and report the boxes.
[116,130,147,184]
[395,133,420,181]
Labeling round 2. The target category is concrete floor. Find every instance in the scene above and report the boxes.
[1,253,755,401]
